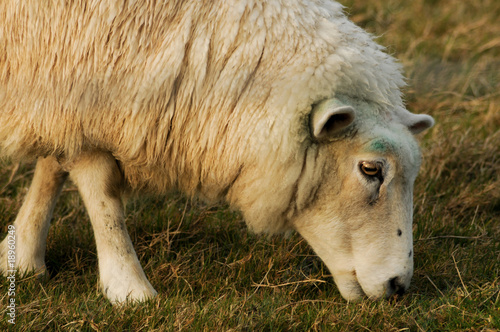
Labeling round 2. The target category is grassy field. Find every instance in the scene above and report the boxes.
[1,0,499,331]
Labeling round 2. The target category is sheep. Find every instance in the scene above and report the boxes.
[0,0,434,304]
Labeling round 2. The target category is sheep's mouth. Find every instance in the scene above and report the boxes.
[343,271,409,301]
[334,271,365,301]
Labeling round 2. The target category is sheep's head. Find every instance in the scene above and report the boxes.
[292,96,434,300]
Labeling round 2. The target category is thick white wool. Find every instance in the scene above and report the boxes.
[0,0,408,233]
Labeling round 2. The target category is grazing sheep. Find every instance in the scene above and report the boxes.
[0,0,434,303]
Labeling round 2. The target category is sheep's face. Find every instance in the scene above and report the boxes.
[293,97,434,300]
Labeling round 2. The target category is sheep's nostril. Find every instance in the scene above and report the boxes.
[388,277,406,296]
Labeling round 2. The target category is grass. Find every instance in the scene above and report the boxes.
[1,0,499,330]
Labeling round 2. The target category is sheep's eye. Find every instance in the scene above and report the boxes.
[360,161,382,178]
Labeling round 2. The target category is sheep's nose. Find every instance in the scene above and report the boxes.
[387,276,407,297]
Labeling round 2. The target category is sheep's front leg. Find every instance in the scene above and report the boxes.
[69,152,156,304]
[0,156,67,277]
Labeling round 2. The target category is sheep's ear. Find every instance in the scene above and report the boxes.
[398,112,435,134]
[310,99,355,140]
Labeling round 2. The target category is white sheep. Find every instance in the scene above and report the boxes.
[0,0,434,303]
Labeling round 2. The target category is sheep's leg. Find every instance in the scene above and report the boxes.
[68,151,156,304]
[0,156,67,277]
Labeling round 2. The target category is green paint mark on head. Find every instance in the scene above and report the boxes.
[367,138,397,154]
[371,140,387,152]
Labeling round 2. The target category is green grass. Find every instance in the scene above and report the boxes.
[1,0,499,330]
